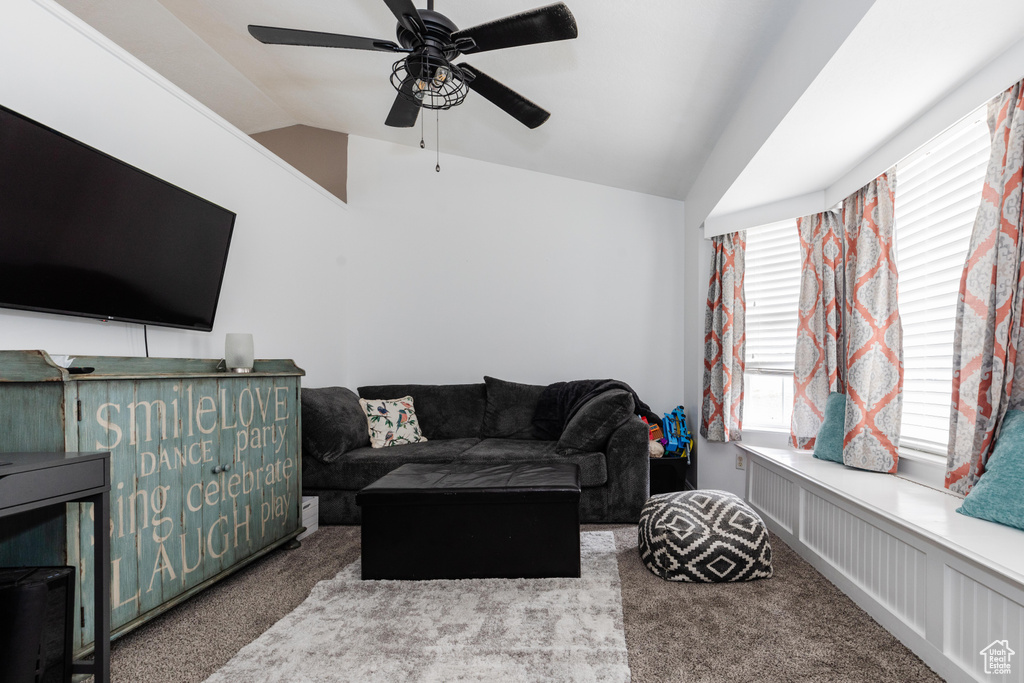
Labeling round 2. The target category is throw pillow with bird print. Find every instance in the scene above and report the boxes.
[359,396,427,448]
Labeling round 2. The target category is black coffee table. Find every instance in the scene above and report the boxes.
[356,462,581,580]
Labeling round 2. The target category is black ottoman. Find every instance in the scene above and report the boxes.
[638,489,773,582]
[356,462,581,580]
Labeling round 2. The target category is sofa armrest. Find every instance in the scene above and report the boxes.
[556,389,635,454]
[602,416,650,521]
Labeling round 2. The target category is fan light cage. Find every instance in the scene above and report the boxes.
[391,56,469,110]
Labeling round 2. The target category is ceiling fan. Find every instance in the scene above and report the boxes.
[248,1,578,130]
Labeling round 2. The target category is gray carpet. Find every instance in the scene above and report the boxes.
[106,525,942,682]
[205,532,629,682]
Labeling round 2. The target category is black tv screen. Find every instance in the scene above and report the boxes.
[0,104,235,331]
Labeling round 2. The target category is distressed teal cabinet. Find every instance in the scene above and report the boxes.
[0,351,303,652]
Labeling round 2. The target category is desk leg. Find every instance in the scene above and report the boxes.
[91,490,111,683]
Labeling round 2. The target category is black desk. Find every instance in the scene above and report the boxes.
[0,451,111,683]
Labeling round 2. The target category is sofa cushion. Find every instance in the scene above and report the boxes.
[358,383,486,440]
[302,438,481,491]
[301,386,370,463]
[482,376,545,439]
[556,389,635,455]
[359,395,427,448]
[462,439,608,487]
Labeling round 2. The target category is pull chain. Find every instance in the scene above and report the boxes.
[435,109,440,172]
[419,112,425,149]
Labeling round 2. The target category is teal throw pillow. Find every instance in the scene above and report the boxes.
[957,409,1024,531]
[813,392,846,463]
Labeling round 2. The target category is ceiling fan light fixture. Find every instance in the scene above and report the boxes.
[248,1,578,129]
[391,56,468,111]
[432,66,449,87]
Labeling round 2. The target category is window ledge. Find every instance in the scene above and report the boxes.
[894,447,948,493]
[738,444,1024,587]
[736,430,949,492]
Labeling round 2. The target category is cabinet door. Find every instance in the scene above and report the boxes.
[217,375,300,560]
[73,375,301,648]
[75,379,191,641]
[72,374,301,649]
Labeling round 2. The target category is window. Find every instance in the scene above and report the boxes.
[738,103,990,452]
[743,219,801,429]
[892,105,989,455]
[740,104,989,447]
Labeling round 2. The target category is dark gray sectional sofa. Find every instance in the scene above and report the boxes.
[301,377,650,524]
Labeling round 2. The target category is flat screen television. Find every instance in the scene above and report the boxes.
[0,103,235,331]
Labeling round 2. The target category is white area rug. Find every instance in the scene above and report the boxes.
[205,531,630,683]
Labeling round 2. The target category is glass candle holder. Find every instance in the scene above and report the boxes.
[225,333,254,373]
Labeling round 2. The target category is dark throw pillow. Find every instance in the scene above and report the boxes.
[482,376,546,439]
[556,389,634,455]
[301,386,370,463]
[357,384,486,439]
[813,392,846,463]
[957,408,1024,531]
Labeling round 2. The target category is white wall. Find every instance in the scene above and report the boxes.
[0,1,686,414]
[683,0,876,230]
[684,223,798,496]
[343,136,684,412]
[0,0,352,385]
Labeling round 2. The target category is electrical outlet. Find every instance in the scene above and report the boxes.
[735,453,746,470]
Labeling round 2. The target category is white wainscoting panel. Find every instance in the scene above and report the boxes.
[748,460,797,533]
[945,567,1024,683]
[802,491,927,635]
[742,446,1024,683]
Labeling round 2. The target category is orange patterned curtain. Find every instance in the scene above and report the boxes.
[790,171,903,472]
[790,211,845,449]
[946,80,1024,495]
[701,232,746,442]
[841,170,903,473]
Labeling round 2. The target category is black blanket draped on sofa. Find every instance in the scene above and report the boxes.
[532,379,660,440]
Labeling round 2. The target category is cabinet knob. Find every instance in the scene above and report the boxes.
[212,465,223,474]
[223,464,231,472]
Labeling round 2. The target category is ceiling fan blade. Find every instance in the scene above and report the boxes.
[382,0,426,37]
[385,83,422,128]
[459,64,550,129]
[452,3,577,54]
[248,25,402,52]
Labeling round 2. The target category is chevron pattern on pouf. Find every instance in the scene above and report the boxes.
[638,489,773,582]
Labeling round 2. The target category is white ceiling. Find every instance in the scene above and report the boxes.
[53,0,804,201]
[49,0,1024,217]
[713,0,1024,219]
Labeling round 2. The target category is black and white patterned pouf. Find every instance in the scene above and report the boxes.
[638,490,773,582]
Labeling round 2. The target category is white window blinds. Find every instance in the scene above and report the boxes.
[893,105,989,454]
[744,219,802,373]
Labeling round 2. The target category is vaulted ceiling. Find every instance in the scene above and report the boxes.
[51,0,1024,225]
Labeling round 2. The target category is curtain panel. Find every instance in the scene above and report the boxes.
[790,171,902,472]
[791,211,845,449]
[840,170,903,473]
[701,232,746,442]
[946,79,1024,495]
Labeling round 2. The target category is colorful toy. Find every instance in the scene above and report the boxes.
[640,416,664,441]
[661,406,693,459]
